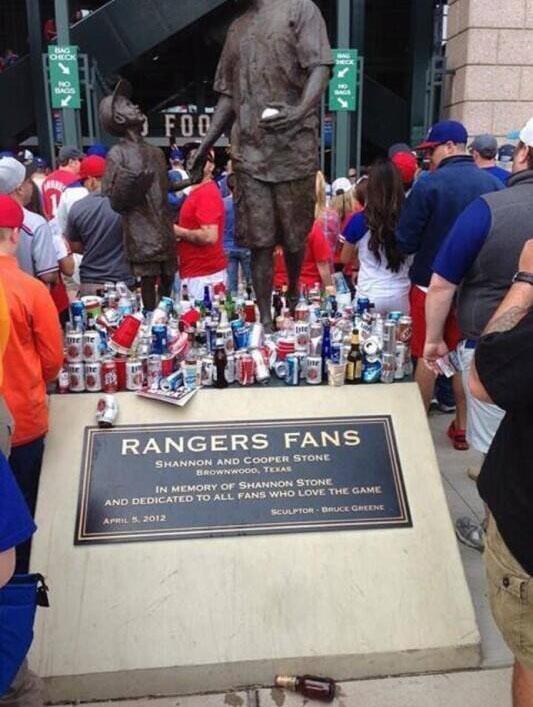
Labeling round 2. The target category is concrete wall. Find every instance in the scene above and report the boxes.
[445,0,533,139]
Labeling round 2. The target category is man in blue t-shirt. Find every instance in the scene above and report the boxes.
[470,134,510,184]
[0,451,42,706]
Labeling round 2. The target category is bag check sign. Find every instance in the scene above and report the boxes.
[329,49,359,112]
[48,45,81,109]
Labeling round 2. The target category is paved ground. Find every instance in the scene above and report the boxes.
[55,411,513,706]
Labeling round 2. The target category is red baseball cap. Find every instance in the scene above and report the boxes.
[391,152,417,185]
[0,195,23,228]
[80,155,106,180]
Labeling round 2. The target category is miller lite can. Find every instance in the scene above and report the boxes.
[68,362,85,392]
[95,394,118,429]
[126,359,143,391]
[82,331,101,362]
[57,365,70,394]
[85,361,102,392]
[305,355,322,385]
[66,330,83,363]
[294,321,310,352]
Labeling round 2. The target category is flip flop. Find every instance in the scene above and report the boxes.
[447,420,469,451]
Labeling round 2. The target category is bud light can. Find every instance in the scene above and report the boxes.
[285,354,300,386]
[160,370,184,393]
[362,356,382,384]
[57,366,70,394]
[356,297,370,315]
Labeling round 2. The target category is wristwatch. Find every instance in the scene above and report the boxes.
[512,271,533,286]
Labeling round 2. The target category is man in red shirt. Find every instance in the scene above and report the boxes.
[42,145,83,219]
[0,195,63,573]
[174,150,227,301]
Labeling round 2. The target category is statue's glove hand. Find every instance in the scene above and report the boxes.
[259,103,303,132]
[189,148,208,184]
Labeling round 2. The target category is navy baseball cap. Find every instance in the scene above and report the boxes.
[170,148,184,161]
[87,143,108,158]
[416,120,468,150]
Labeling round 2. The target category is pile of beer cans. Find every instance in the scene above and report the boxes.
[57,284,413,396]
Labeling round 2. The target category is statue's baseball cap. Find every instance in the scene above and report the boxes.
[0,157,26,195]
[416,120,468,149]
[0,195,23,228]
[99,78,132,136]
[507,117,533,147]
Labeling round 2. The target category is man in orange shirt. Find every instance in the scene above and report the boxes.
[0,195,63,572]
[0,279,12,456]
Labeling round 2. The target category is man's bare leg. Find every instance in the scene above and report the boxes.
[251,246,275,330]
[415,357,436,410]
[513,660,533,707]
[283,247,306,314]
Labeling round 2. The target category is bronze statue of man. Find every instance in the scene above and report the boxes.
[99,80,176,311]
[192,0,333,328]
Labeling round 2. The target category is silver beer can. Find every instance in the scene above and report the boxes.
[305,355,323,385]
[85,361,102,392]
[248,323,264,350]
[380,353,395,384]
[201,356,214,387]
[395,343,407,380]
[66,330,83,363]
[126,359,143,391]
[251,348,270,384]
[383,321,397,355]
[68,362,85,392]
[225,352,236,384]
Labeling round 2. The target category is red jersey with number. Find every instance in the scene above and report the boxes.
[177,181,226,278]
[42,170,80,219]
[274,220,332,288]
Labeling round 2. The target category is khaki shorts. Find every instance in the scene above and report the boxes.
[485,515,533,669]
[234,172,315,252]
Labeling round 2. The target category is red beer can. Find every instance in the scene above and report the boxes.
[102,359,119,393]
[114,355,127,391]
[161,354,174,377]
[237,353,254,386]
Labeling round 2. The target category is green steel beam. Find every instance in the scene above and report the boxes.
[55,0,80,148]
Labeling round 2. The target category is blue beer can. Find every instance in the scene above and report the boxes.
[285,354,300,386]
[151,325,168,354]
[70,300,85,329]
[233,323,249,350]
[357,297,370,315]
[362,356,382,384]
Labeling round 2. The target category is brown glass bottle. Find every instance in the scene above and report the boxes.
[275,675,336,703]
[345,329,363,384]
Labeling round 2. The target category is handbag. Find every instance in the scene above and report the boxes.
[0,574,49,696]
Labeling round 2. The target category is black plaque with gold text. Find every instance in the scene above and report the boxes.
[75,416,411,544]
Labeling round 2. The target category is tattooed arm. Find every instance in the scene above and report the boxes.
[469,241,533,403]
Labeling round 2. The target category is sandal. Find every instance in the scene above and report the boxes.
[447,420,469,451]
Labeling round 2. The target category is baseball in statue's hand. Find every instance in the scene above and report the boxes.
[259,103,303,132]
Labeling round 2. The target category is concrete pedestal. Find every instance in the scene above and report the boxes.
[30,385,480,702]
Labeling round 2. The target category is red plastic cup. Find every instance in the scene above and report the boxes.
[109,314,141,354]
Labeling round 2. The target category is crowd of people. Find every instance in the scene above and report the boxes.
[0,114,532,705]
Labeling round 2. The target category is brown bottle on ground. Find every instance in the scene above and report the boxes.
[275,674,336,703]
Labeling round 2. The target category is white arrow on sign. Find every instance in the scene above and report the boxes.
[58,62,71,75]
[338,97,349,109]
[338,67,350,78]
[60,95,72,107]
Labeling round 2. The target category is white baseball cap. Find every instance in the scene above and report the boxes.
[332,177,352,195]
[507,117,533,147]
[0,157,26,195]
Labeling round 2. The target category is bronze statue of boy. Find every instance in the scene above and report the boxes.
[99,79,176,311]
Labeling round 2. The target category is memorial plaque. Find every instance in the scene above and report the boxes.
[75,415,411,545]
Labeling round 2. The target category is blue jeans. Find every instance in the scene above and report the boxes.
[227,248,252,294]
[9,437,45,574]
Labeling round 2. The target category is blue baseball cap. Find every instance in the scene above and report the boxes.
[416,120,468,150]
[87,143,109,158]
[170,148,184,162]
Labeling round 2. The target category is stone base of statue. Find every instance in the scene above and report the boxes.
[29,385,479,703]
